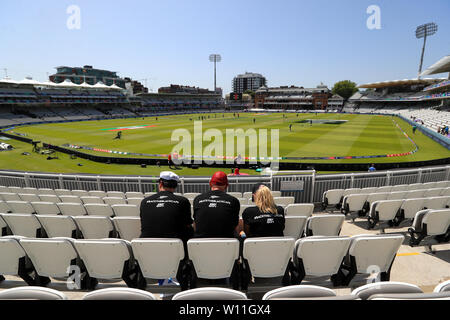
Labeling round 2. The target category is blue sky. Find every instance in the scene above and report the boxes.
[0,0,449,93]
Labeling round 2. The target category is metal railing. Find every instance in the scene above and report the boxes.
[0,166,448,203]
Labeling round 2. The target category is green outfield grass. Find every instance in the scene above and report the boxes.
[1,112,449,176]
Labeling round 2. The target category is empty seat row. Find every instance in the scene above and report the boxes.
[0,235,404,291]
[342,194,450,219]
[0,187,284,201]
[0,193,143,205]
[322,181,450,210]
[2,280,450,300]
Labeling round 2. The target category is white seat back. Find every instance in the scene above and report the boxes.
[306,215,345,236]
[38,194,61,203]
[274,197,295,206]
[387,192,406,200]
[126,198,144,206]
[103,197,127,206]
[111,204,139,217]
[376,186,392,193]
[18,194,40,203]
[390,185,408,192]
[423,197,449,210]
[107,191,125,199]
[125,192,144,198]
[112,217,141,241]
[434,181,449,189]
[0,200,11,213]
[131,239,185,279]
[74,239,132,279]
[88,191,107,198]
[227,192,243,198]
[59,196,82,204]
[71,190,90,197]
[73,216,114,239]
[243,237,295,278]
[80,196,104,204]
[346,194,369,212]
[5,201,35,214]
[373,200,404,221]
[31,202,61,215]
[323,189,344,206]
[401,198,425,219]
[0,287,68,300]
[1,214,41,237]
[424,188,444,198]
[57,203,87,216]
[54,189,72,196]
[83,288,156,300]
[422,209,450,236]
[84,203,114,217]
[406,190,426,199]
[172,287,247,300]
[285,204,314,217]
[0,236,27,276]
[348,234,404,273]
[36,215,78,238]
[183,193,200,200]
[22,188,38,195]
[187,239,239,279]
[284,217,307,239]
[37,189,56,196]
[295,237,351,277]
[0,193,21,202]
[19,238,78,278]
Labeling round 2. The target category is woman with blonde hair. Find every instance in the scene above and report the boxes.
[241,183,285,238]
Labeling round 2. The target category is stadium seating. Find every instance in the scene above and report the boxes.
[82,287,157,300]
[0,236,36,285]
[112,217,141,241]
[434,280,450,293]
[305,215,345,237]
[351,282,423,300]
[111,204,139,217]
[36,215,78,238]
[0,286,68,300]
[262,285,337,300]
[241,237,295,290]
[187,238,240,289]
[285,204,314,217]
[73,216,115,239]
[172,287,247,300]
[408,209,450,246]
[284,216,307,239]
[0,214,43,238]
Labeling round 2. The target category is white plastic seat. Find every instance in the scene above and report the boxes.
[338,234,404,285]
[0,193,21,202]
[19,237,88,288]
[422,182,437,189]
[321,189,344,211]
[409,209,450,246]
[305,215,345,236]
[237,198,248,206]
[368,200,404,229]
[242,237,295,289]
[400,198,425,220]
[36,188,56,196]
[31,202,61,215]
[262,285,337,300]
[361,187,378,194]
[285,204,314,217]
[387,191,406,200]
[18,194,40,203]
[80,196,104,204]
[125,192,144,199]
[59,195,83,204]
[292,236,351,285]
[74,239,138,288]
[0,215,7,235]
[227,192,243,198]
[144,192,156,197]
[84,203,114,217]
[131,238,186,289]
[0,214,43,237]
[107,191,125,199]
[38,195,60,203]
[7,187,22,193]
[0,186,10,193]
[243,192,253,200]
[6,201,35,214]
[126,198,144,206]
[434,181,449,189]
[375,186,392,193]
[341,194,368,216]
[172,287,247,300]
[57,202,87,216]
[88,190,107,198]
[183,193,200,200]
[73,216,115,239]
[390,185,408,192]
[274,197,295,206]
[83,287,157,300]
[112,217,141,241]
[0,287,68,300]
[284,216,308,239]
[111,204,139,217]
[0,236,35,285]
[351,282,423,300]
[406,190,425,199]
[423,196,449,210]
[271,191,282,198]
[441,188,450,197]
[0,201,11,214]
[71,190,90,197]
[368,292,450,300]
[103,197,127,206]
[407,183,423,191]
[54,189,72,196]
[36,215,78,238]
[424,188,444,198]
[187,238,240,288]
[22,187,38,195]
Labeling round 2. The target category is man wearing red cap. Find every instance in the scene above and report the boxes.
[192,171,240,238]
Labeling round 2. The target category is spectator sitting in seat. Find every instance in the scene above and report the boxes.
[192,171,240,238]
[239,184,285,238]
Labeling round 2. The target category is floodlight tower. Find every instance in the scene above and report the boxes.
[416,22,438,79]
[209,54,221,92]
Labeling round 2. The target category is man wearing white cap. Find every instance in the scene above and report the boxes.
[140,171,193,244]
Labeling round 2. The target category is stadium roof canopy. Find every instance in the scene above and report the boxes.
[420,55,450,76]
[358,78,445,89]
